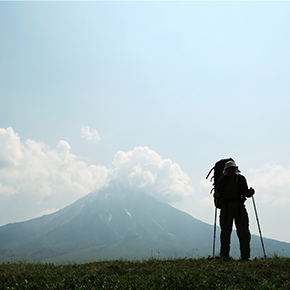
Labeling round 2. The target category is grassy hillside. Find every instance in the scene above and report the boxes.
[1,256,290,289]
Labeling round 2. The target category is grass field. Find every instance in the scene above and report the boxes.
[1,256,289,289]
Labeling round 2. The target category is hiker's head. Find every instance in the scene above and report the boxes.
[224,160,239,176]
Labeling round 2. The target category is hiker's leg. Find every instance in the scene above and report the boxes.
[236,205,251,259]
[220,204,233,258]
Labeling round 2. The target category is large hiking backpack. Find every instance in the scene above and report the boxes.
[206,158,234,208]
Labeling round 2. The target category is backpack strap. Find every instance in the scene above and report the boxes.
[206,166,215,179]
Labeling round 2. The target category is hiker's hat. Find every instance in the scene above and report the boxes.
[224,160,238,170]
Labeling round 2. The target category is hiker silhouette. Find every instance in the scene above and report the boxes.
[214,160,255,260]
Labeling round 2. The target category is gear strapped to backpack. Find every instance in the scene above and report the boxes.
[206,158,234,208]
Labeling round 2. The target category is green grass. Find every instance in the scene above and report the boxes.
[1,256,290,289]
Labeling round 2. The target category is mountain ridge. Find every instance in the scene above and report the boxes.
[0,184,289,263]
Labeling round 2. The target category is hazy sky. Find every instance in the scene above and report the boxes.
[1,2,290,245]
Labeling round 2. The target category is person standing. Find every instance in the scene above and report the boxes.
[214,160,255,260]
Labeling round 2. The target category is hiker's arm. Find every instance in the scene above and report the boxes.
[241,175,254,197]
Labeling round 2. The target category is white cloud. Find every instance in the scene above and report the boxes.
[81,126,100,143]
[0,128,193,224]
[272,197,290,207]
[199,196,214,208]
[0,127,23,168]
[0,183,16,195]
[247,164,290,207]
[0,127,109,209]
[110,146,194,203]
[199,179,212,195]
[34,208,59,218]
[197,179,215,208]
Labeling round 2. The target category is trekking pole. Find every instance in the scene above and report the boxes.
[212,206,217,257]
[252,195,267,258]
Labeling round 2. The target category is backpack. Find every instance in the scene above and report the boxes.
[206,158,234,208]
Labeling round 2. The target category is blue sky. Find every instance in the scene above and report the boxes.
[1,2,290,245]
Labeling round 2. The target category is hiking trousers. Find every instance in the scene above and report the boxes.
[219,200,251,259]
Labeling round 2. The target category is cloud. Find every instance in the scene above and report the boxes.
[0,127,110,223]
[0,128,193,225]
[0,183,16,195]
[199,196,214,208]
[33,208,59,218]
[110,146,194,203]
[0,127,23,168]
[199,179,212,195]
[247,164,290,207]
[81,126,100,143]
[198,179,214,208]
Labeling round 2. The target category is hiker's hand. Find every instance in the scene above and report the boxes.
[214,192,220,198]
[248,188,255,196]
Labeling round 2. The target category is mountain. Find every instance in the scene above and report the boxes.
[1,183,289,263]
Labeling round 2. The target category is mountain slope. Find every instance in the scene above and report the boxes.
[0,183,289,262]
